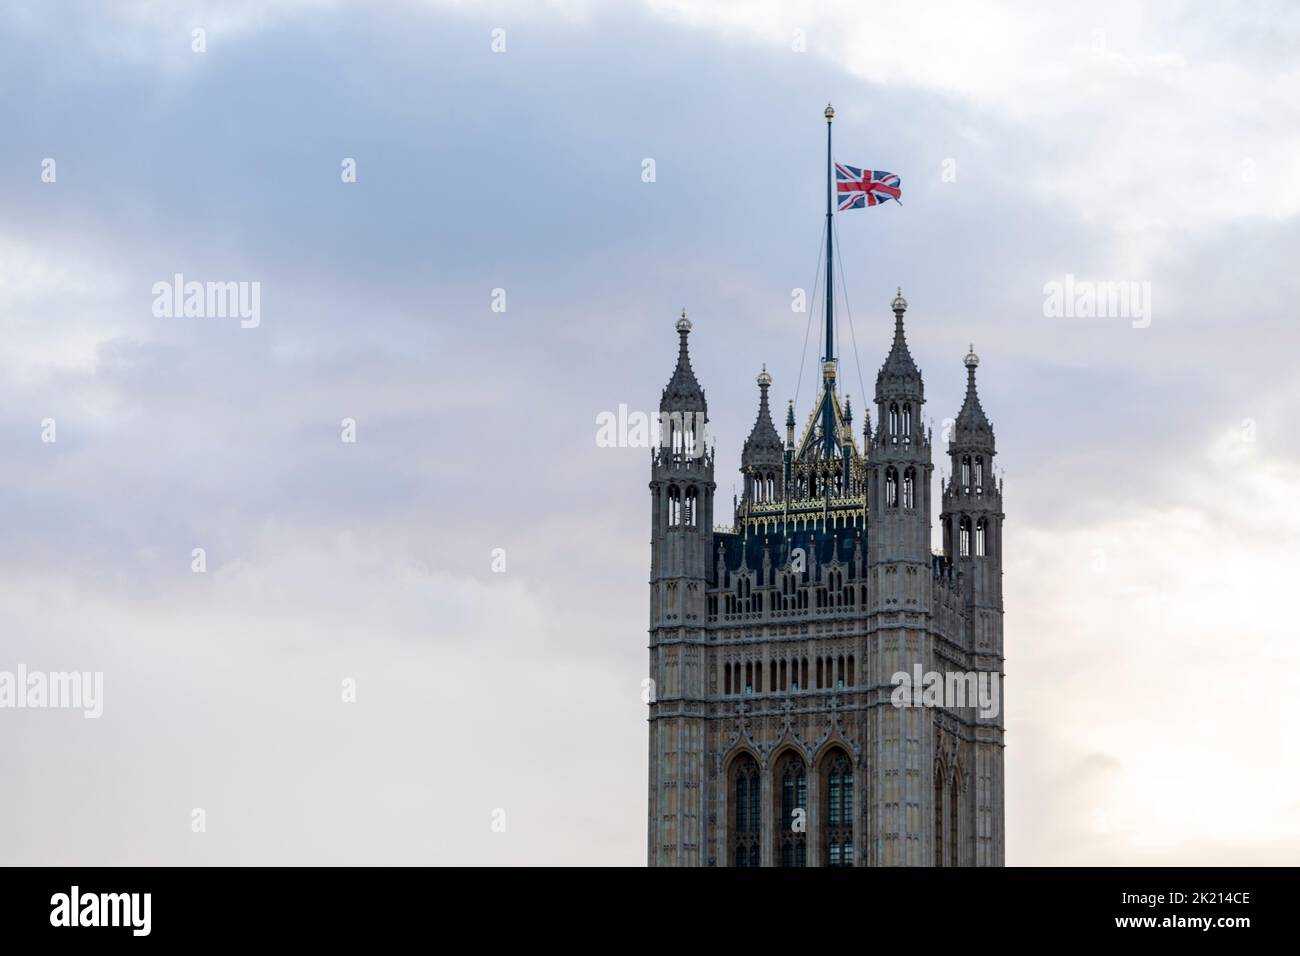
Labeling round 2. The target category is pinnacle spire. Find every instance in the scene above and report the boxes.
[742,365,783,468]
[660,310,706,414]
[953,345,993,450]
[875,287,924,403]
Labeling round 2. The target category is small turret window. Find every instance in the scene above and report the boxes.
[668,485,681,527]
[902,403,912,441]
[903,467,916,509]
[974,456,984,494]
[961,456,971,490]
[889,403,900,439]
[959,517,972,557]
[885,467,899,508]
[685,487,698,527]
[975,518,987,557]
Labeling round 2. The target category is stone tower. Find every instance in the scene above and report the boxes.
[646,311,716,867]
[645,293,1006,867]
[864,289,936,866]
[939,345,1006,866]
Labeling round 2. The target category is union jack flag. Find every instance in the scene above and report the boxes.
[835,163,901,210]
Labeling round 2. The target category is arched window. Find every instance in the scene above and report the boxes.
[889,402,900,437]
[934,764,946,867]
[836,655,845,689]
[950,774,960,867]
[724,662,731,695]
[961,456,971,490]
[823,749,854,866]
[730,754,761,867]
[776,752,808,867]
[975,518,986,557]
[685,487,698,527]
[847,655,855,686]
[902,403,912,440]
[974,456,983,494]
[959,517,972,558]
[816,657,824,689]
[667,485,681,527]
[903,467,915,509]
[885,467,898,508]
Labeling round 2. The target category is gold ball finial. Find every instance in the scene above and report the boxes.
[824,103,835,122]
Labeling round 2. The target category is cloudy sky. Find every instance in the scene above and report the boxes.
[1,0,1297,865]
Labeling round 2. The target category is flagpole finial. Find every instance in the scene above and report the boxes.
[824,103,834,122]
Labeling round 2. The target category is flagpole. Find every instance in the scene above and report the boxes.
[823,103,836,459]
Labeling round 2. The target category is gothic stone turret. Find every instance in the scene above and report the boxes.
[647,312,716,866]
[940,345,1005,866]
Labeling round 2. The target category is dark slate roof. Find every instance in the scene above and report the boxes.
[711,525,864,587]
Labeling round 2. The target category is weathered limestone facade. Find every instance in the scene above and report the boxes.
[647,293,1005,866]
